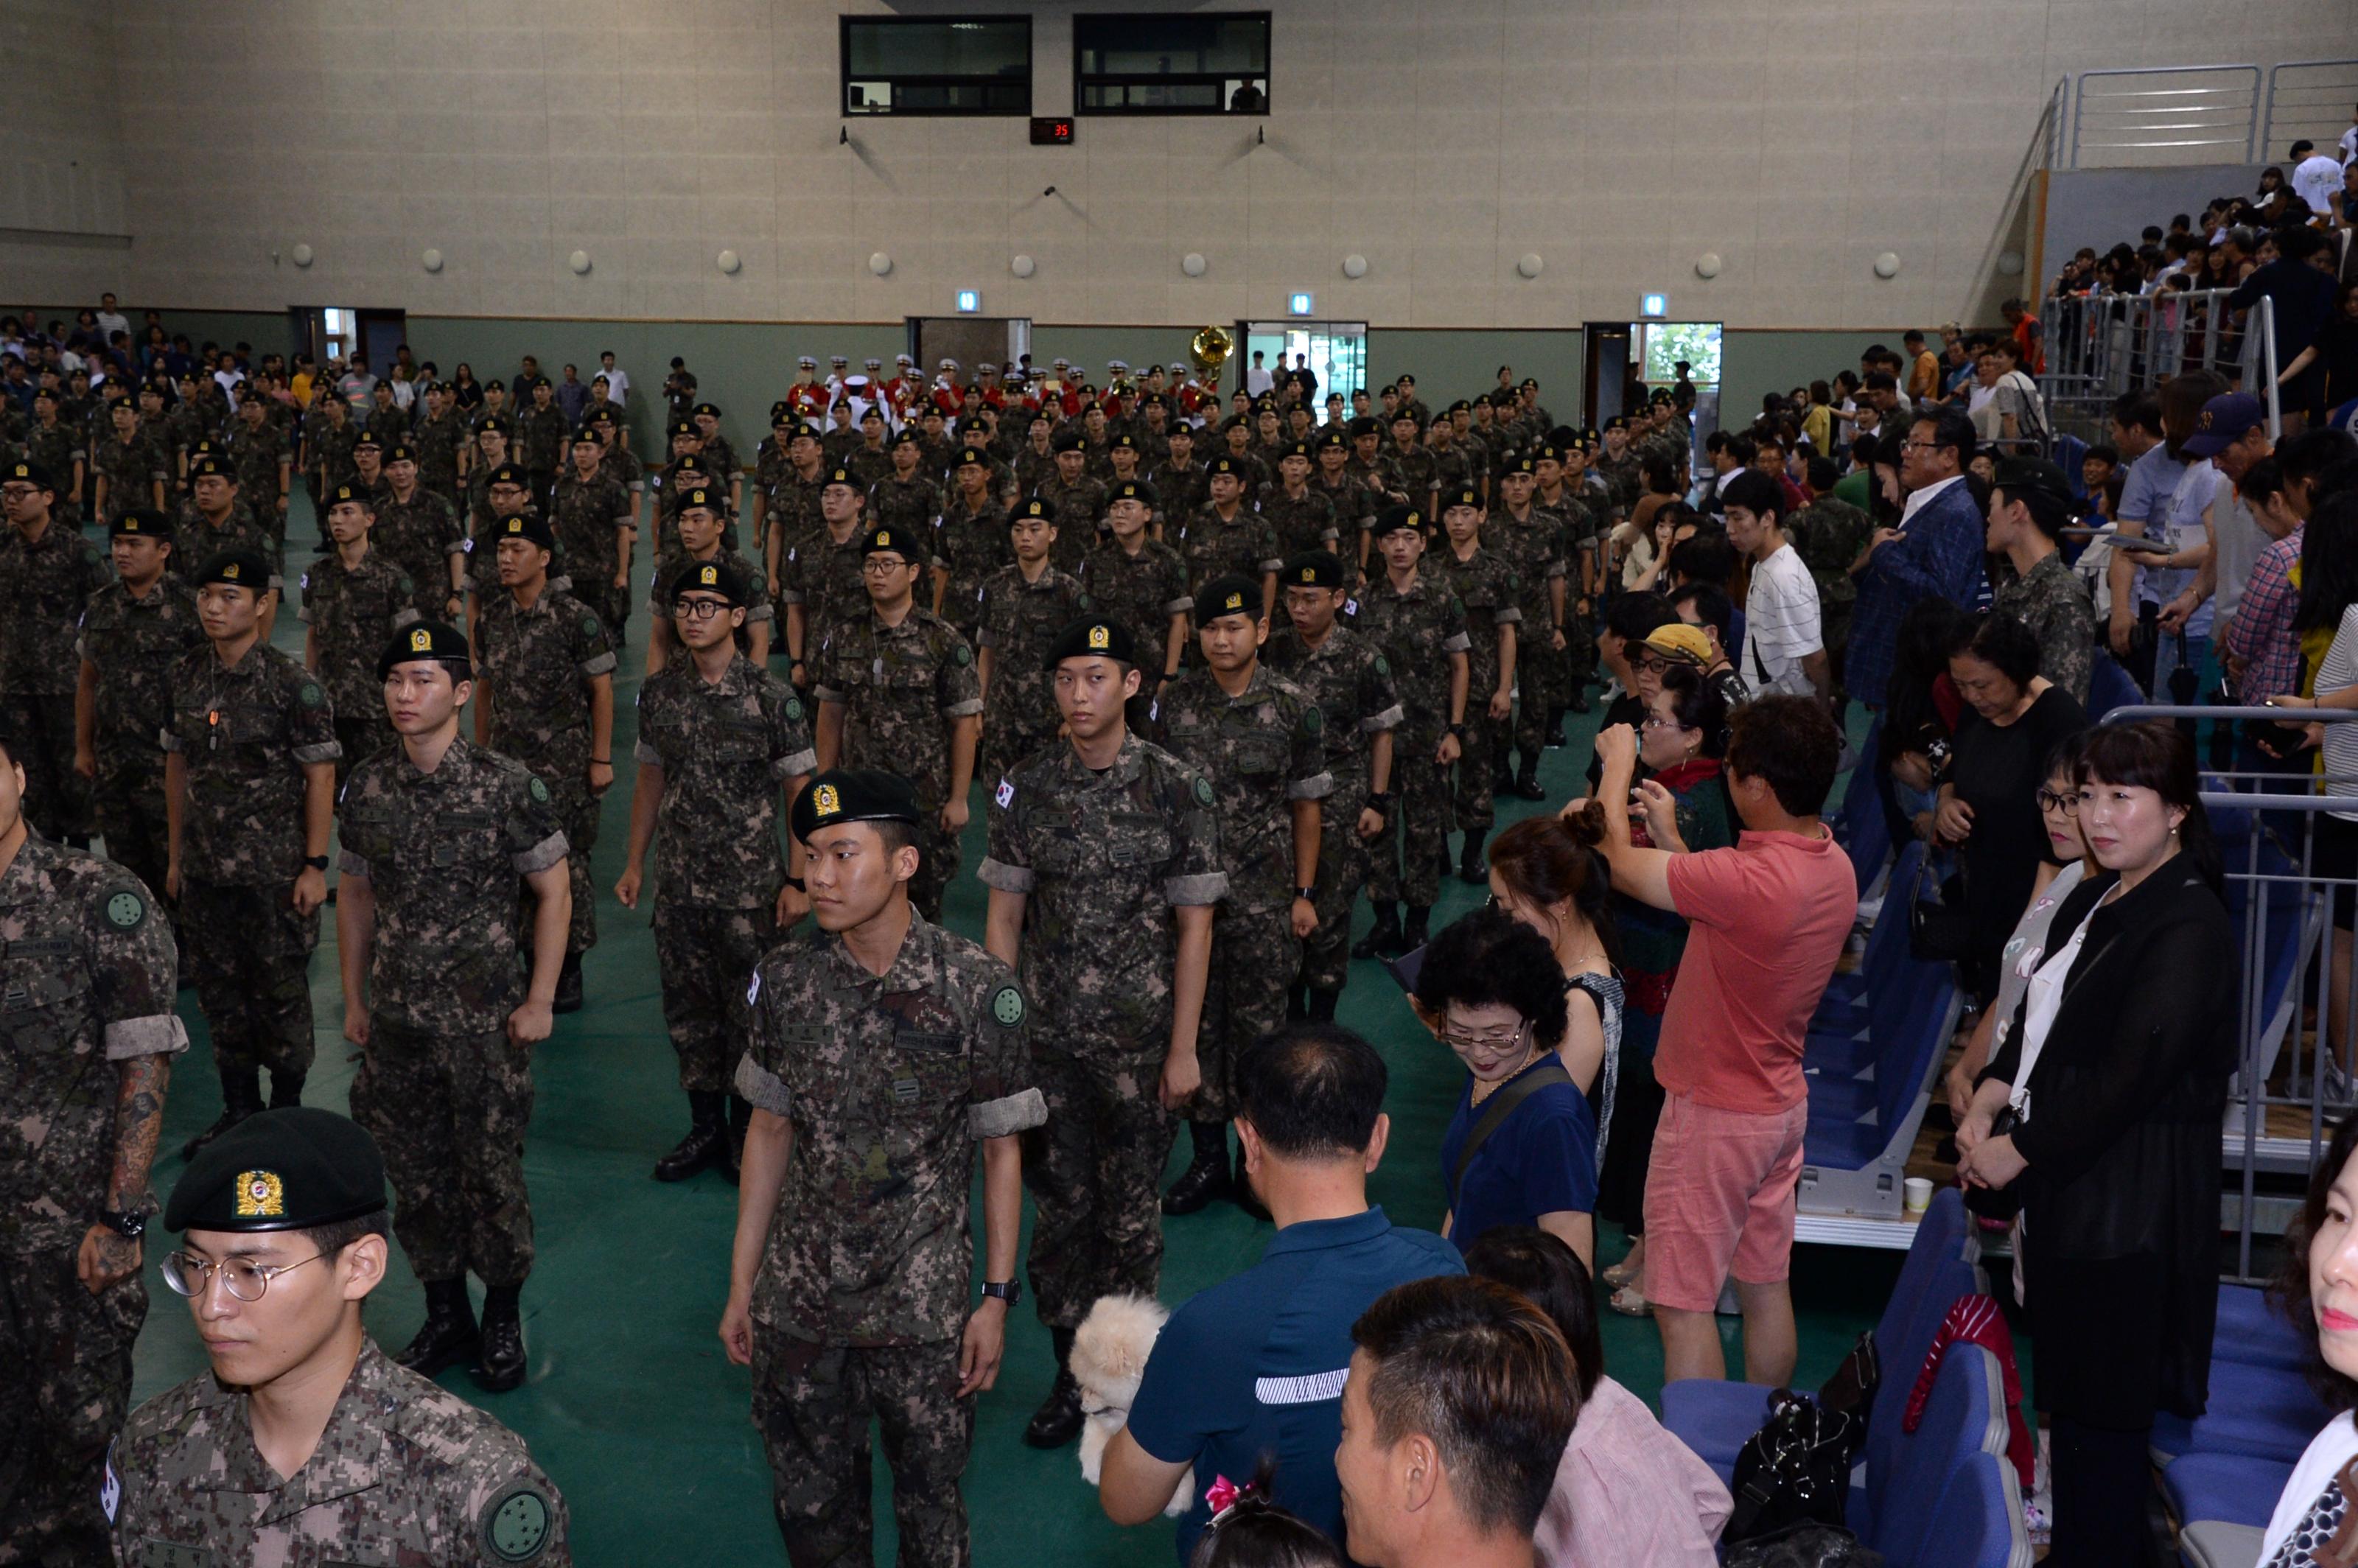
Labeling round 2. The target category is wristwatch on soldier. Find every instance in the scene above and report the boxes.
[1446,721,1468,741]
[304,854,330,871]
[1365,791,1393,816]
[980,1279,1022,1306]
[1295,885,1318,903]
[100,1209,147,1240]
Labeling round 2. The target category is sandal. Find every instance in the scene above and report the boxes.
[1600,1257,1640,1289]
[1606,1284,1653,1317]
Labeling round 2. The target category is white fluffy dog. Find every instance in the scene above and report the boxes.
[1070,1292,1193,1518]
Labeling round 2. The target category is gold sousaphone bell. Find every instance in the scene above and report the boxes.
[1189,324,1234,378]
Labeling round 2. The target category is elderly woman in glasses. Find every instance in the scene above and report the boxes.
[1412,906,1598,1269]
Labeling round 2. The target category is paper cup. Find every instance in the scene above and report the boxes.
[1903,1177,1934,1214]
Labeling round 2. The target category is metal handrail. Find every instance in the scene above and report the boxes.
[2036,288,2278,450]
[2068,64,2260,167]
[2261,58,2358,158]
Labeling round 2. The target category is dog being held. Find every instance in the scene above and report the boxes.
[1070,1292,1193,1517]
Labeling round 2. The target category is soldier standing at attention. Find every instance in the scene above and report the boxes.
[413,378,468,505]
[1310,429,1375,569]
[304,393,359,529]
[1149,421,1206,536]
[724,770,1043,1568]
[645,486,773,676]
[74,510,204,938]
[1488,453,1567,800]
[976,497,1088,806]
[1079,480,1192,730]
[1040,427,1108,572]
[174,454,281,615]
[519,377,567,505]
[812,527,982,923]
[933,446,1011,642]
[978,616,1222,1449]
[114,1109,570,1563]
[1533,439,1601,718]
[1155,575,1329,1217]
[1348,507,1472,956]
[780,466,872,696]
[1262,550,1400,1020]
[692,401,743,514]
[337,623,570,1390]
[374,440,468,627]
[473,512,615,1015]
[618,559,816,1184]
[1427,486,1521,883]
[225,391,292,556]
[301,481,419,790]
[462,461,540,634]
[873,428,942,542]
[91,399,167,528]
[762,421,830,599]
[162,549,340,1151]
[1261,441,1341,561]
[550,426,638,642]
[23,388,86,531]
[1176,456,1284,620]
[2,460,113,844]
[0,721,183,1567]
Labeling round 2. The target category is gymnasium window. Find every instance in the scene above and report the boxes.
[1073,13,1270,115]
[842,17,1032,117]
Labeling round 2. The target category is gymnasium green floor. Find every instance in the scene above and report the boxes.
[125,500,1905,1567]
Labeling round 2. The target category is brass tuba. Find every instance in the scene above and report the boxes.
[1189,324,1235,379]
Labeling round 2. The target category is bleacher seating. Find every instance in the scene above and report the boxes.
[1866,1342,2009,1563]
[2160,1282,2329,1558]
[1836,718,1892,897]
[1912,1451,2037,1568]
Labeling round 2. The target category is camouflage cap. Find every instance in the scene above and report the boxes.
[791,768,923,845]
[377,617,474,681]
[166,1107,388,1234]
[1046,615,1136,670]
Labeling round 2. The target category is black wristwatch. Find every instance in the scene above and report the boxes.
[1295,884,1318,902]
[783,875,807,892]
[1446,721,1468,739]
[1365,791,1393,813]
[303,854,330,871]
[100,1209,147,1239]
[980,1279,1023,1305]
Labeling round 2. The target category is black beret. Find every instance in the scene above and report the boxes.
[378,618,474,680]
[351,430,383,451]
[693,401,721,419]
[193,549,271,589]
[956,447,989,468]
[383,443,417,464]
[1284,550,1348,589]
[1368,505,1428,538]
[676,485,724,514]
[1502,453,1537,475]
[1315,429,1348,451]
[862,525,917,560]
[186,455,232,481]
[1437,485,1482,513]
[889,428,919,448]
[668,557,749,606]
[1207,455,1246,478]
[1051,428,1085,453]
[1548,426,1581,448]
[668,418,699,438]
[1603,416,1631,433]
[1447,399,1472,415]
[822,466,862,491]
[770,400,794,424]
[1993,455,2077,511]
[1347,416,1382,438]
[791,768,923,845]
[1108,479,1158,508]
[788,422,822,442]
[323,481,377,509]
[1015,496,1052,521]
[166,1107,388,1234]
[1046,615,1137,669]
[486,461,531,489]
[477,413,515,435]
[858,405,885,422]
[493,512,557,552]
[110,508,172,540]
[1537,444,1565,465]
[1280,441,1313,462]
[1196,574,1262,623]
[570,424,601,445]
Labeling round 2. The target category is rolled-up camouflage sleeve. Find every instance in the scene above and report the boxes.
[1362,651,1403,734]
[939,629,984,719]
[734,960,794,1117]
[1164,763,1228,906]
[772,686,818,780]
[90,874,190,1063]
[506,769,570,875]
[1287,699,1334,802]
[572,607,618,678]
[976,773,1035,895]
[287,672,343,765]
[967,967,1045,1139]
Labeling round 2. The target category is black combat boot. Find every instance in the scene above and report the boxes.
[1161,1120,1231,1215]
[1306,987,1340,1022]
[181,1068,262,1160]
[1351,902,1404,960]
[396,1278,480,1377]
[654,1091,728,1182]
[472,1284,528,1393]
[1567,687,1592,715]
[1514,754,1547,799]
[266,1070,305,1110]
[1402,906,1432,952]
[1024,1328,1086,1449]
[552,951,584,1014]
[1459,828,1490,884]
[1544,706,1568,747]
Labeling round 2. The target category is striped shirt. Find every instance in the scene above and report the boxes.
[1741,543,1823,696]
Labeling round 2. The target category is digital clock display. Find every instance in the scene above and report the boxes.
[1030,117,1074,145]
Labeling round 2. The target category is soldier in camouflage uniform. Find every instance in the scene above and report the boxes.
[1175,456,1284,618]
[1594,415,1643,520]
[646,486,773,676]
[21,390,85,530]
[875,428,942,532]
[119,1108,570,1564]
[463,461,542,631]
[1040,428,1109,572]
[586,406,646,537]
[225,394,291,562]
[1351,508,1475,955]
[1,461,112,843]
[1427,405,1485,511]
[846,408,896,494]
[1987,455,2095,707]
[0,725,183,1568]
[304,394,361,526]
[1486,453,1567,799]
[75,510,205,927]
[463,419,517,544]
[932,447,1010,642]
[375,441,469,626]
[413,379,469,505]
[761,421,830,598]
[619,558,815,1183]
[91,402,167,528]
[550,426,639,640]
[812,527,982,924]
[173,453,282,614]
[161,548,340,1149]
[472,513,615,1012]
[518,377,568,505]
[728,769,1043,1568]
[976,497,1089,805]
[690,401,742,511]
[977,615,1222,1449]
[1264,551,1401,1015]
[1428,486,1522,881]
[1149,423,1208,538]
[1155,574,1330,1217]
[1262,441,1341,561]
[1535,440,1602,712]
[780,468,872,696]
[1785,469,1875,704]
[338,620,571,1391]
[751,402,800,553]
[1080,481,1192,731]
[301,481,419,790]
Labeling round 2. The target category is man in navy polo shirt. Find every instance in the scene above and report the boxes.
[1099,1023,1462,1559]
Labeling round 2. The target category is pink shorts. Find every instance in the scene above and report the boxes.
[1641,1091,1810,1313]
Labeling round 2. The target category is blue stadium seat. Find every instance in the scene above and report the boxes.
[2211,1284,2308,1373]
[2161,1450,2297,1531]
[1835,718,1891,896]
[1909,1451,2035,1568]
[2149,1359,2331,1466]
[1863,1341,2007,1561]
[1798,928,1961,1217]
[2089,652,2144,719]
[1818,840,1924,1023]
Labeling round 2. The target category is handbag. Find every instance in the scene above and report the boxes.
[1724,1391,1860,1546]
[1816,1331,1881,1423]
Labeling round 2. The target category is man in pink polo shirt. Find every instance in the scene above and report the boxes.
[1584,694,1853,1383]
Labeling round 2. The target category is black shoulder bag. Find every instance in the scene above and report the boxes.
[1449,1059,1572,1208]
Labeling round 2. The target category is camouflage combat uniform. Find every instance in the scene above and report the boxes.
[1992,548,2094,707]
[475,589,615,957]
[413,407,469,503]
[1351,575,1472,907]
[812,609,983,923]
[976,732,1225,1326]
[1039,473,1108,572]
[650,543,774,663]
[931,493,1010,640]
[763,467,828,578]
[0,516,111,840]
[633,652,816,1093]
[1264,620,1401,993]
[0,839,183,1567]
[170,502,281,587]
[22,423,83,528]
[90,433,166,527]
[161,640,340,1091]
[75,574,206,920]
[1431,544,1522,829]
[975,562,1088,803]
[1150,460,1209,533]
[1260,486,1340,561]
[110,1340,570,1567]
[549,469,638,638]
[1487,503,1568,758]
[1537,485,1602,692]
[306,417,360,510]
[1155,664,1332,1116]
[779,524,868,674]
[735,912,1044,1568]
[1174,505,1284,600]
[519,402,568,499]
[1785,494,1875,694]
[1078,538,1192,696]
[373,483,466,624]
[337,736,568,1287]
[872,472,942,542]
[297,547,418,788]
[225,421,289,558]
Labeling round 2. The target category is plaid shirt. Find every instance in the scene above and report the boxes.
[1846,479,1990,708]
[2224,524,2303,701]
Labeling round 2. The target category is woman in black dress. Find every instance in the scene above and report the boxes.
[1957,721,2237,1567]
